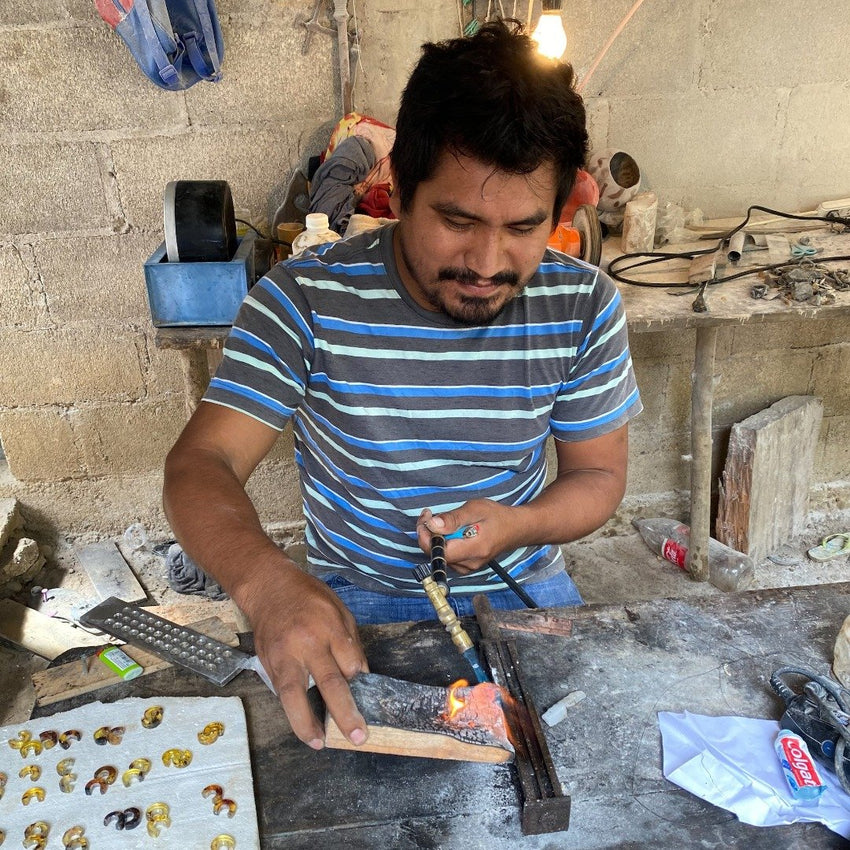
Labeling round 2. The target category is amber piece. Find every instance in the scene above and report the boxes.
[213,797,238,818]
[56,758,75,776]
[38,731,58,749]
[142,706,164,728]
[21,787,46,805]
[161,747,192,768]
[58,730,81,750]
[197,722,225,745]
[93,765,117,784]
[123,807,142,830]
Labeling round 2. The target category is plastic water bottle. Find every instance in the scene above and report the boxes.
[632,517,755,592]
[290,213,341,258]
[774,730,826,801]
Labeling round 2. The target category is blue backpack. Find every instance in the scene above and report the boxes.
[95,0,224,91]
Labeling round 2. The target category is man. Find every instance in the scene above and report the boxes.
[163,20,641,752]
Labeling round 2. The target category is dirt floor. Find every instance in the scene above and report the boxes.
[3,507,850,727]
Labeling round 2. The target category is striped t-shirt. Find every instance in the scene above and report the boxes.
[204,224,641,595]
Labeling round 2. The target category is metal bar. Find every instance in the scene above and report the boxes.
[474,595,571,835]
[688,325,718,582]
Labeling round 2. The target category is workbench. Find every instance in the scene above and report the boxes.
[33,582,850,848]
[152,225,850,586]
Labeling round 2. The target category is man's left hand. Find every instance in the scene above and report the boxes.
[416,500,512,574]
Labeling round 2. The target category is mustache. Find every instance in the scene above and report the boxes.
[437,267,520,287]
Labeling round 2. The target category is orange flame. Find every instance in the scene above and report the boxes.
[446,679,469,720]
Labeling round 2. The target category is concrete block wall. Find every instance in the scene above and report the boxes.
[0,0,337,537]
[0,0,848,541]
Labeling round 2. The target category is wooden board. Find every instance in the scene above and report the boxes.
[324,672,513,763]
[0,598,104,659]
[31,615,238,706]
[716,395,823,561]
[75,540,147,602]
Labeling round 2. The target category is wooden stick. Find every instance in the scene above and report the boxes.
[324,672,514,763]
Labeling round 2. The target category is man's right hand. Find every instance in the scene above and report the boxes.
[240,566,370,749]
[163,402,369,750]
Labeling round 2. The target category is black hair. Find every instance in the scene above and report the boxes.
[390,19,587,223]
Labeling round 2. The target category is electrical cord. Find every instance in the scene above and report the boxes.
[487,560,539,609]
[236,218,293,247]
[608,204,850,289]
[770,665,850,794]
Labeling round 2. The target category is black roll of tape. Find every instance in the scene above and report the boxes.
[163,180,237,263]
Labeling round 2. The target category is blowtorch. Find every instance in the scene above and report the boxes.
[413,533,489,684]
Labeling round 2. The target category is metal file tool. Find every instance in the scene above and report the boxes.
[80,596,277,693]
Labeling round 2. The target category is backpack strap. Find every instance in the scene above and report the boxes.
[131,0,180,87]
[183,0,223,82]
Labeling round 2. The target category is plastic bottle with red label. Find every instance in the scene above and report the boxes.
[632,517,755,592]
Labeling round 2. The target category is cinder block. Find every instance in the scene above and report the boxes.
[142,338,190,399]
[36,233,154,322]
[111,128,311,231]
[0,28,185,136]
[780,85,850,205]
[0,244,48,328]
[811,345,850,417]
[185,20,334,127]
[701,1,848,89]
[815,415,850,482]
[607,92,784,217]
[629,329,695,362]
[0,327,145,406]
[266,423,296,463]
[0,471,169,539]
[0,408,85,481]
[731,317,849,356]
[0,498,23,549]
[246,458,304,527]
[713,348,815,428]
[565,0,699,97]
[625,427,691,495]
[0,142,110,235]
[74,400,186,475]
[630,359,670,424]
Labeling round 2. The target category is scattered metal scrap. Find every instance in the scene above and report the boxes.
[753,257,850,305]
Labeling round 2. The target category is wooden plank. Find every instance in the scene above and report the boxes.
[716,395,823,562]
[31,615,238,706]
[324,672,513,763]
[75,541,147,603]
[0,598,104,659]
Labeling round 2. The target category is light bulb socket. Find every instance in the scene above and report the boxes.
[541,0,563,11]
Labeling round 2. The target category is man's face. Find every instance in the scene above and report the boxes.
[391,151,558,324]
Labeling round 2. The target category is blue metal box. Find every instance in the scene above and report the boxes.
[144,234,256,327]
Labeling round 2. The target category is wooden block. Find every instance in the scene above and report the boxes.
[688,250,719,285]
[717,396,824,562]
[75,541,147,603]
[0,598,104,659]
[324,672,513,763]
[31,616,238,706]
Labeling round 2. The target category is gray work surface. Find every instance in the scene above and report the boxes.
[34,582,850,849]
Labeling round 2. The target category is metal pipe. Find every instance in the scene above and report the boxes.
[332,0,352,115]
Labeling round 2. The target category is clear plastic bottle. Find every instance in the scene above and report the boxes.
[632,517,755,592]
[290,213,341,258]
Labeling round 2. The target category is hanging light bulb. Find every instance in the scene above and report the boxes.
[531,0,567,60]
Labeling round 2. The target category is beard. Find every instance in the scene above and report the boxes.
[398,239,526,326]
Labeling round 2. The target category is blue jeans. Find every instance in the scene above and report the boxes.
[321,570,583,626]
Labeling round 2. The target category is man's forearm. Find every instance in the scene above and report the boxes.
[163,446,300,619]
[511,466,625,547]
